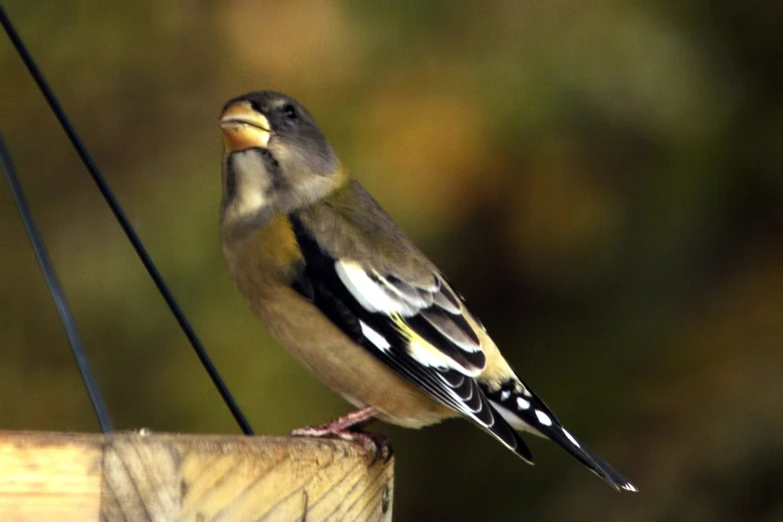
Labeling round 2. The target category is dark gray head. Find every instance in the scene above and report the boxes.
[219,91,343,225]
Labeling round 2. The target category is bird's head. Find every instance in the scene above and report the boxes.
[219,91,343,227]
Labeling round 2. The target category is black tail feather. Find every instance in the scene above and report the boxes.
[544,423,637,492]
[483,380,638,492]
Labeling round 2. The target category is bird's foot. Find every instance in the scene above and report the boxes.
[291,406,393,463]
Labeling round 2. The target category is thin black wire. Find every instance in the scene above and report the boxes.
[0,134,113,433]
[0,5,254,435]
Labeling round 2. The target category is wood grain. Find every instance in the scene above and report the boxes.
[0,432,103,522]
[0,431,394,521]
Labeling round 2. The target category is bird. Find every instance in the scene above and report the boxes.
[217,90,637,492]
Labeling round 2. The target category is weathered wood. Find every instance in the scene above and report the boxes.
[0,432,102,522]
[0,430,394,521]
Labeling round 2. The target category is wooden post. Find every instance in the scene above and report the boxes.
[0,430,394,521]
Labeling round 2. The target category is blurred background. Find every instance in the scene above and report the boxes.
[1,1,781,520]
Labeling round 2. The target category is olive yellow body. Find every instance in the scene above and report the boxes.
[220,211,455,428]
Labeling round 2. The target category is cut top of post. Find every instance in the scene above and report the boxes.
[0,430,394,521]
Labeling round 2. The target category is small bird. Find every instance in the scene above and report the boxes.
[218,90,637,492]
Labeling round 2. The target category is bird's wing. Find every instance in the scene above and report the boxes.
[290,215,532,461]
[335,261,486,375]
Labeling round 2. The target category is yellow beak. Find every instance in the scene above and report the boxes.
[219,101,272,152]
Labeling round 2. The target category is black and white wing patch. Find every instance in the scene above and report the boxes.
[335,260,486,375]
[290,217,532,462]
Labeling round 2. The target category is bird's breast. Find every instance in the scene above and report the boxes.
[221,212,303,304]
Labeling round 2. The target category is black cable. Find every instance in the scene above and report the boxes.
[0,5,254,435]
[0,134,113,433]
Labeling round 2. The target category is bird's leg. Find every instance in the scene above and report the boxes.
[294,405,378,433]
[291,406,392,462]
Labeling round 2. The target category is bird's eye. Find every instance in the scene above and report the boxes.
[282,104,297,120]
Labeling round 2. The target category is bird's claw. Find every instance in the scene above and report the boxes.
[291,424,393,464]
